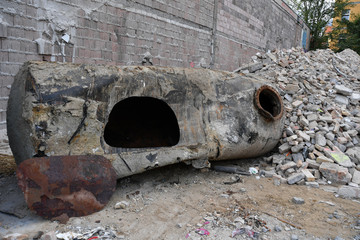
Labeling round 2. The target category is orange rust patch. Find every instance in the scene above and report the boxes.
[32,105,51,116]
[216,104,225,119]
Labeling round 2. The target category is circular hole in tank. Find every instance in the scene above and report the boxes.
[255,85,283,121]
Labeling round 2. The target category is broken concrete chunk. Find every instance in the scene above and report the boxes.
[301,169,315,182]
[298,131,310,142]
[315,133,327,147]
[337,186,360,199]
[292,100,303,108]
[272,154,286,164]
[335,95,349,106]
[319,162,351,184]
[299,116,309,127]
[16,155,117,221]
[292,197,305,204]
[316,155,334,164]
[346,147,360,164]
[337,137,348,145]
[334,85,353,96]
[287,172,305,185]
[319,114,333,123]
[306,159,320,169]
[323,148,354,168]
[350,92,360,104]
[352,169,360,185]
[114,201,130,209]
[307,114,318,122]
[280,161,297,171]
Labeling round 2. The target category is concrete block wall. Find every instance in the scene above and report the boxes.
[0,0,309,129]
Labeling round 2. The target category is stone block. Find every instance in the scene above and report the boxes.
[346,147,360,164]
[323,148,354,168]
[352,169,360,185]
[306,159,320,169]
[319,162,351,184]
[350,92,360,104]
[325,132,335,141]
[299,116,309,127]
[291,143,304,153]
[307,113,317,122]
[301,169,315,182]
[298,131,310,142]
[285,83,300,93]
[315,133,326,147]
[347,130,358,137]
[272,154,285,164]
[292,153,304,162]
[334,85,353,96]
[292,100,303,108]
[337,137,348,144]
[316,155,334,164]
[318,114,333,123]
[280,161,297,171]
[335,94,349,106]
[292,197,305,204]
[337,186,360,199]
[279,143,291,154]
[309,121,318,130]
[287,172,305,185]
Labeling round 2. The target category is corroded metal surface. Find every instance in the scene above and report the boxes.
[16,155,117,221]
[8,62,284,178]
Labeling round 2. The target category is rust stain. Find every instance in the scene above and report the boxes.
[216,104,225,119]
[183,118,188,132]
[32,105,51,116]
[16,155,117,222]
[190,126,196,139]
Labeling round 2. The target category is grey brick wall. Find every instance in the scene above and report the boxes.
[0,0,309,129]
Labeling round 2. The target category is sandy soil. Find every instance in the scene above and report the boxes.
[1,156,359,240]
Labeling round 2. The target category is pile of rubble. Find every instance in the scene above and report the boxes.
[243,48,360,197]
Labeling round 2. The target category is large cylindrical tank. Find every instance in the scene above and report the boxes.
[7,62,284,178]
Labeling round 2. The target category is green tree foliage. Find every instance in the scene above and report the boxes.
[285,0,350,50]
[331,14,360,54]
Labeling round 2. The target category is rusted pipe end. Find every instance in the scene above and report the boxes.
[254,85,284,121]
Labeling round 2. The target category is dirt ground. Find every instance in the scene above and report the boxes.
[1,156,360,240]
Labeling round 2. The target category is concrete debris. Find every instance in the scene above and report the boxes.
[337,185,360,199]
[114,201,130,209]
[320,162,352,185]
[246,47,360,198]
[54,227,119,240]
[287,172,305,185]
[16,155,117,222]
[2,233,29,240]
[292,197,305,204]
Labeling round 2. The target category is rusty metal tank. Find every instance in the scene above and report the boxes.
[7,61,284,178]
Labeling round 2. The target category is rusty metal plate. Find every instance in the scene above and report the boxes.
[16,155,117,222]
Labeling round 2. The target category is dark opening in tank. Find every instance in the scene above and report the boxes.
[104,97,180,148]
[255,85,283,121]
